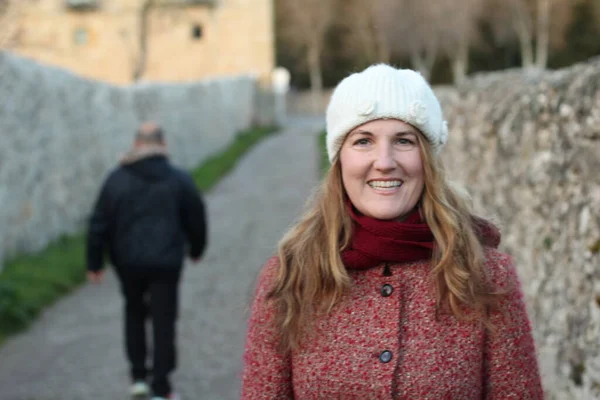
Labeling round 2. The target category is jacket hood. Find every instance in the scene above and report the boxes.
[120,145,168,165]
[123,154,171,182]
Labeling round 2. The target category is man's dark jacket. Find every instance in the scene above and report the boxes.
[86,155,206,272]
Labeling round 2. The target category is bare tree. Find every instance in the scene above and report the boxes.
[277,0,336,109]
[544,0,575,62]
[401,0,445,80]
[437,0,486,84]
[342,0,454,80]
[484,0,576,69]
[343,0,443,79]
[339,0,415,65]
[535,0,551,68]
[508,0,536,68]
[337,0,390,64]
[370,0,406,63]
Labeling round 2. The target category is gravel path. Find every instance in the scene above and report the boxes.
[0,116,325,400]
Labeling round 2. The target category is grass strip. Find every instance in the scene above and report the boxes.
[318,130,329,178]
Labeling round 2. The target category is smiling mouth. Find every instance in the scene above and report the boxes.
[368,180,403,189]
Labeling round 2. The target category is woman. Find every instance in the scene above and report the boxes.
[242,64,543,399]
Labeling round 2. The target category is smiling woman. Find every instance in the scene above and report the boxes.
[242,64,544,399]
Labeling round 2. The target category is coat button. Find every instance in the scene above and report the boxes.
[379,350,393,363]
[381,284,394,297]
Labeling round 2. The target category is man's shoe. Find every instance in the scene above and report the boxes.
[130,381,150,397]
[151,393,180,400]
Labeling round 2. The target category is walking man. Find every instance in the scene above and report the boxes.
[86,122,207,400]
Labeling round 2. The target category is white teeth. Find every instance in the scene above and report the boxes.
[368,180,402,188]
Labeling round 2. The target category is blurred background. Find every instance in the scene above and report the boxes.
[0,0,599,399]
[3,0,599,87]
[276,0,600,86]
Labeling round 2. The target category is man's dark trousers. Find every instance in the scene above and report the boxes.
[117,267,181,397]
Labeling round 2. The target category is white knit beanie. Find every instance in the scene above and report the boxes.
[325,64,448,162]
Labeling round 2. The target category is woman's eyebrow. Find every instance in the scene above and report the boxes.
[348,130,373,137]
[395,131,417,137]
[348,130,417,138]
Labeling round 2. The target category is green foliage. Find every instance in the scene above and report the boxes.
[0,235,86,344]
[588,238,600,254]
[570,362,586,386]
[0,125,277,346]
[191,126,278,191]
[318,130,329,178]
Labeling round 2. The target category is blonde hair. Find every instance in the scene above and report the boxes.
[268,132,498,354]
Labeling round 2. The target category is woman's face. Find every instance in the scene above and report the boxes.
[339,119,425,221]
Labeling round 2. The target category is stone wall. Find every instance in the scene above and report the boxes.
[0,51,265,267]
[437,58,600,399]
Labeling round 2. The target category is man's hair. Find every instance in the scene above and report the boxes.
[135,122,165,145]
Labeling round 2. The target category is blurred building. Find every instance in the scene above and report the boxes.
[3,0,274,84]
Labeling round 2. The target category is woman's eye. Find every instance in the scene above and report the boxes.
[354,138,370,146]
[396,138,414,146]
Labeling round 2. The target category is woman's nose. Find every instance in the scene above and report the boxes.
[373,146,395,171]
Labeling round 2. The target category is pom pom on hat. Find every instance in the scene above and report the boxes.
[325,64,448,163]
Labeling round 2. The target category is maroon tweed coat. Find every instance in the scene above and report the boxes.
[242,248,544,399]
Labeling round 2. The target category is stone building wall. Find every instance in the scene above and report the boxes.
[436,58,600,399]
[4,0,274,84]
[0,51,265,267]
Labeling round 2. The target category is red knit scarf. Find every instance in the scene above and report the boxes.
[341,204,501,270]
